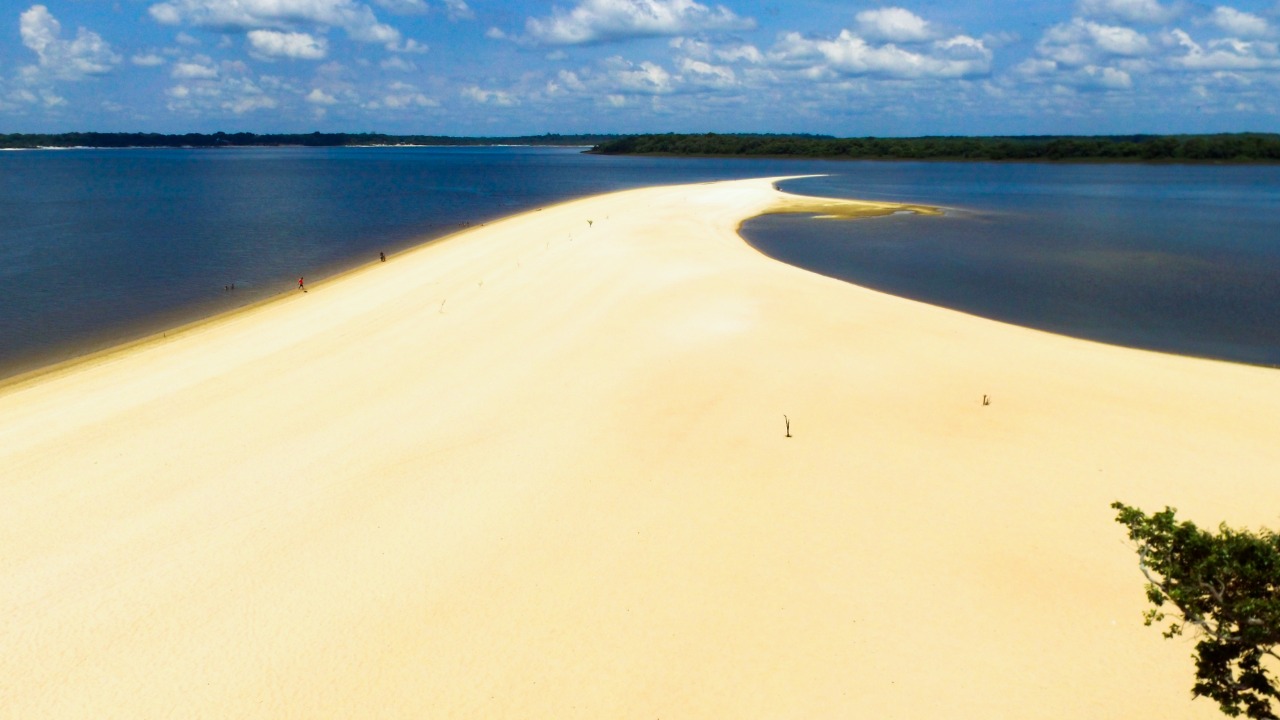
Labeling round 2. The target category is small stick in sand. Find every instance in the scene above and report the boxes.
[784,415,792,438]
[982,394,990,406]
[439,299,446,313]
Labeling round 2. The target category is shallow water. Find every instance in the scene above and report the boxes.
[744,164,1280,367]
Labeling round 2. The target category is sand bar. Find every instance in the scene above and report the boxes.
[2,177,1277,718]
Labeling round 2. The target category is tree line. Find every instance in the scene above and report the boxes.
[592,132,1280,162]
[0,132,618,149]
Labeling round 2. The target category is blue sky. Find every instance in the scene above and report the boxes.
[2,0,1278,135]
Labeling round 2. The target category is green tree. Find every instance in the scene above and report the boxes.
[1113,502,1280,718]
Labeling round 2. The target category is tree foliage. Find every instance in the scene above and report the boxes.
[592,132,1280,163]
[1113,502,1280,718]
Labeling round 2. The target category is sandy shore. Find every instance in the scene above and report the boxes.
[2,177,1277,718]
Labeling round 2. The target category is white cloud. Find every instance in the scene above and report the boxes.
[1083,63,1133,87]
[1166,29,1280,70]
[677,57,735,87]
[486,27,507,39]
[524,0,754,45]
[602,56,675,92]
[367,81,438,108]
[716,43,763,64]
[172,60,218,78]
[855,7,934,43]
[1207,7,1270,38]
[19,5,121,81]
[1078,0,1179,24]
[2,85,69,109]
[461,85,519,105]
[388,38,429,52]
[557,69,587,91]
[306,87,338,103]
[148,0,407,49]
[442,0,473,20]
[226,93,277,113]
[1037,18,1153,66]
[247,30,328,59]
[770,29,992,79]
[163,71,282,117]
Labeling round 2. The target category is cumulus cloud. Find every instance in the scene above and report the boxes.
[367,81,438,108]
[1037,18,1152,66]
[1012,55,1136,91]
[855,7,934,43]
[442,0,473,20]
[461,85,519,105]
[306,87,338,103]
[769,29,992,79]
[172,60,218,78]
[601,56,675,92]
[1082,64,1133,87]
[716,43,764,63]
[389,38,428,52]
[524,0,754,45]
[1166,29,1280,70]
[164,69,281,116]
[226,93,277,113]
[1078,0,1179,24]
[677,56,735,87]
[147,0,408,48]
[1207,6,1270,38]
[247,29,328,59]
[19,5,121,80]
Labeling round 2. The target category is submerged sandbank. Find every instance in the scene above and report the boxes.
[1,178,1276,718]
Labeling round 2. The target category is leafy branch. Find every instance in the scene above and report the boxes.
[1113,502,1280,718]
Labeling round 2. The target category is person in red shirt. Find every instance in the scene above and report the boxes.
[298,276,305,290]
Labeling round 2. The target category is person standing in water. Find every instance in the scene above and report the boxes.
[380,252,386,262]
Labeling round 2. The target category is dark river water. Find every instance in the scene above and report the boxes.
[2,147,1277,378]
[745,164,1280,367]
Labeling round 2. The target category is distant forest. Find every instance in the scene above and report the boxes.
[0,132,616,149]
[7,131,1280,161]
[591,133,1280,162]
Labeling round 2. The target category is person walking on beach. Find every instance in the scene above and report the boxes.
[380,252,386,262]
[298,276,305,291]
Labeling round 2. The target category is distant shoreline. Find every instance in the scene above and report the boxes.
[0,132,615,150]
[590,132,1280,163]
[0,144,597,152]
[7,131,1280,162]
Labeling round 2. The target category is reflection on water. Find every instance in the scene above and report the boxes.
[744,164,1280,367]
[0,147,836,378]
[3,151,1278,376]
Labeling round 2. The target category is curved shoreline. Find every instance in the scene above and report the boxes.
[2,177,1276,718]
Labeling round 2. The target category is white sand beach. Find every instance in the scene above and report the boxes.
[2,177,1277,718]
